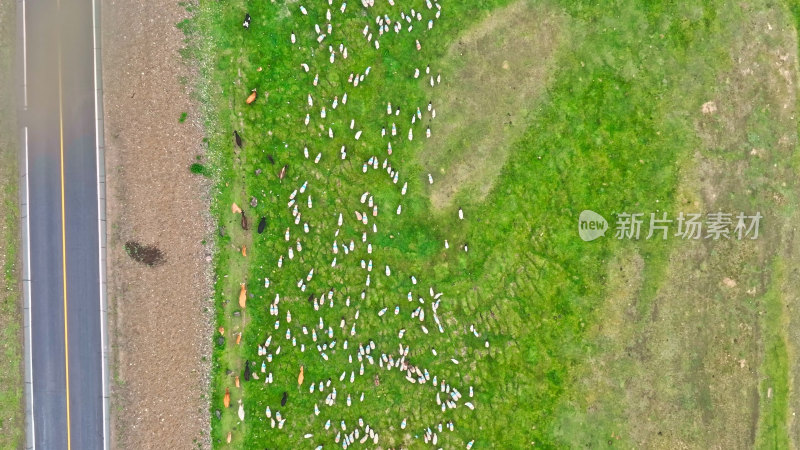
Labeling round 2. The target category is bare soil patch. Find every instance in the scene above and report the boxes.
[101,0,213,448]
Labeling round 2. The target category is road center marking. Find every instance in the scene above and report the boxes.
[57,22,72,450]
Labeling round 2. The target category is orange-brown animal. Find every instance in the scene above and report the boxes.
[279,164,288,181]
[231,202,242,214]
[235,375,240,388]
[241,245,247,257]
[239,283,247,308]
[246,89,257,104]
[224,387,231,408]
[298,365,305,386]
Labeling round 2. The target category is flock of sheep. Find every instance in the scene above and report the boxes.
[223,1,484,448]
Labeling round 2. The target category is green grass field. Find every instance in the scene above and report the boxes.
[191,0,800,447]
[0,0,22,447]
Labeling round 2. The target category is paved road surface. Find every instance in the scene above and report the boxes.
[19,0,108,448]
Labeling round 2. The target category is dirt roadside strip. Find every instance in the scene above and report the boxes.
[101,0,213,448]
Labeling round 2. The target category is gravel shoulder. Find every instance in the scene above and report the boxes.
[100,0,213,448]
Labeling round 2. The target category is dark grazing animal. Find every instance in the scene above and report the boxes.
[267,154,275,165]
[234,130,243,148]
[243,13,251,29]
[241,210,249,230]
[243,360,252,381]
[281,391,288,406]
[258,217,267,234]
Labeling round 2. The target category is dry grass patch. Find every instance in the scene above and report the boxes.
[419,0,568,209]
[553,2,800,447]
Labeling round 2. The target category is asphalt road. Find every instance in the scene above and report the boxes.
[20,0,107,448]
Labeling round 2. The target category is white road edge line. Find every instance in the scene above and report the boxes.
[21,0,27,108]
[91,0,110,447]
[24,124,35,450]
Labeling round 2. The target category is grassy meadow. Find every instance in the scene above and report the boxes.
[188,0,800,447]
[0,0,22,447]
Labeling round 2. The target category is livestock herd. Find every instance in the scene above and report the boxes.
[220,1,485,448]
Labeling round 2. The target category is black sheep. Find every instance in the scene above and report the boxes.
[281,391,288,406]
[243,360,252,381]
[257,217,267,234]
[233,130,243,148]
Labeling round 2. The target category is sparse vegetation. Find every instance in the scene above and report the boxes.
[123,241,166,267]
[190,162,208,176]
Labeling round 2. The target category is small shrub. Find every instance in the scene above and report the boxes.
[179,112,188,123]
[190,163,207,175]
[124,241,165,267]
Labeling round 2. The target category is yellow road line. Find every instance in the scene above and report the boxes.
[57,21,72,450]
